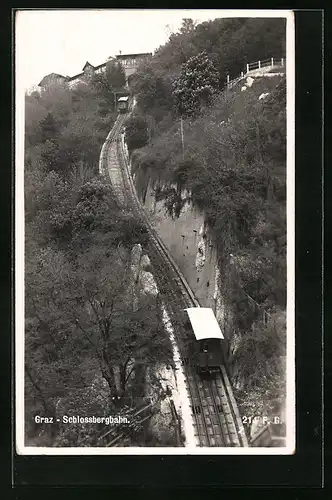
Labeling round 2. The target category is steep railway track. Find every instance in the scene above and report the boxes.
[99,112,248,447]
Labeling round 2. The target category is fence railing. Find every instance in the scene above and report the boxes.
[97,400,155,447]
[246,57,284,73]
[226,57,285,90]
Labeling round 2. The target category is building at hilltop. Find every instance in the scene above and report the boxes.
[38,73,70,88]
[115,52,152,82]
[38,52,152,89]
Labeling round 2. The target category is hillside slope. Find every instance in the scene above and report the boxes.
[127,27,287,435]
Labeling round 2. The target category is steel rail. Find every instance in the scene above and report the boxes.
[116,131,247,445]
[114,138,213,445]
[141,248,212,445]
[118,131,245,447]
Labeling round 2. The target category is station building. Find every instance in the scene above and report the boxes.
[38,52,152,89]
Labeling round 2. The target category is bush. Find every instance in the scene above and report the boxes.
[125,114,149,153]
[232,310,286,417]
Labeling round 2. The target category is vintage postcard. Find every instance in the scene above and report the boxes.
[15,9,295,454]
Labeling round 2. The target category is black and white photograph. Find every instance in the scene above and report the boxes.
[15,9,295,454]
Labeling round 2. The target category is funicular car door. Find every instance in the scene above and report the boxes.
[198,340,209,372]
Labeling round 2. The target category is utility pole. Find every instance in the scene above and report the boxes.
[180,117,184,159]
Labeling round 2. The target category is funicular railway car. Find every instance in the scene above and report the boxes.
[117,96,129,114]
[185,308,224,375]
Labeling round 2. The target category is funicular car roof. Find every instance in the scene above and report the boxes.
[185,307,224,341]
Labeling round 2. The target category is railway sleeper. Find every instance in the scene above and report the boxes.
[210,415,221,426]
[226,414,236,425]
[197,424,207,435]
[203,406,211,417]
[214,436,224,446]
[199,438,209,447]
[228,430,239,438]
[224,435,232,446]
[192,405,202,415]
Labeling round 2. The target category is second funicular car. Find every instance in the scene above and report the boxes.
[117,96,129,114]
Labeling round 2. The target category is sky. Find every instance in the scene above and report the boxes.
[15,9,289,90]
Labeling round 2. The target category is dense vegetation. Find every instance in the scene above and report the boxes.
[127,18,287,427]
[24,66,173,446]
[130,17,285,124]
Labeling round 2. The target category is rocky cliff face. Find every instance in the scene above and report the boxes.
[139,177,220,308]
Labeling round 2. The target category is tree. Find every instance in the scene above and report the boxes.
[38,112,61,142]
[25,202,166,444]
[172,51,220,117]
[154,18,198,69]
[125,114,149,153]
[130,64,174,120]
[64,245,171,401]
[140,17,285,100]
[24,243,91,441]
[90,61,126,111]
[105,60,126,89]
[231,311,286,399]
[91,73,115,108]
[40,139,61,172]
[179,18,198,35]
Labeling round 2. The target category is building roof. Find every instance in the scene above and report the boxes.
[185,308,224,341]
[116,52,152,59]
[95,62,107,70]
[69,61,106,81]
[39,53,151,87]
[68,72,84,81]
[38,73,68,86]
[118,96,129,102]
[82,61,95,70]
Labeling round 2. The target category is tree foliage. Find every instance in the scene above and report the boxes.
[158,17,285,85]
[105,60,126,89]
[134,77,286,311]
[172,51,219,117]
[232,310,286,423]
[125,114,149,153]
[25,81,114,180]
[131,17,285,124]
[130,65,174,123]
[24,73,172,446]
[91,60,126,111]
